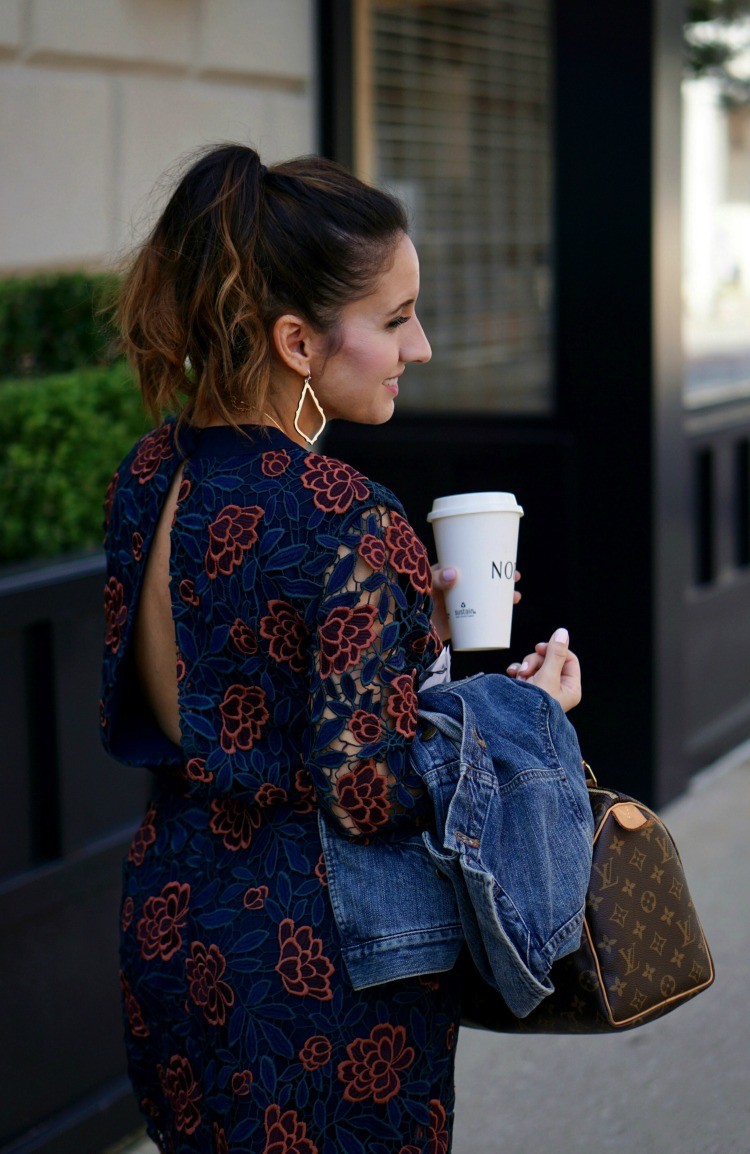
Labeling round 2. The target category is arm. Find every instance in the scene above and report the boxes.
[306,503,438,839]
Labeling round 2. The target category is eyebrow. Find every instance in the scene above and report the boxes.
[386,298,416,316]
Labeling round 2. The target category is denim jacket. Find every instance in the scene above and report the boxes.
[318,673,594,1018]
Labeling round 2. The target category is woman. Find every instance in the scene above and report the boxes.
[101,144,579,1154]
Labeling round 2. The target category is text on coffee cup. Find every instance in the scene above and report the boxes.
[491,562,516,580]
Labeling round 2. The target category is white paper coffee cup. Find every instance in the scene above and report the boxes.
[427,492,524,651]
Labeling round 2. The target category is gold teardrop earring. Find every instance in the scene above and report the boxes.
[293,375,326,446]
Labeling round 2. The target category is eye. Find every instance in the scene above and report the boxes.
[387,315,409,330]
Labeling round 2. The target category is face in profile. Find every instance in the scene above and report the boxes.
[312,233,432,426]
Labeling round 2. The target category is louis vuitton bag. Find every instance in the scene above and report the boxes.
[460,768,715,1033]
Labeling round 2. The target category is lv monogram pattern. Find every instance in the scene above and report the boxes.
[460,786,715,1034]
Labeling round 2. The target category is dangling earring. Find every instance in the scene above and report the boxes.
[293,375,326,446]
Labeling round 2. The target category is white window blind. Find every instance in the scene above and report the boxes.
[360,0,553,413]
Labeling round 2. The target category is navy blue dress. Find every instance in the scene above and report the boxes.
[101,421,461,1154]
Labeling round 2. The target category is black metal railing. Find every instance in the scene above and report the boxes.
[0,553,146,1152]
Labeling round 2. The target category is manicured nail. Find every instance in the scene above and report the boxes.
[519,661,529,672]
[443,568,456,582]
[553,627,569,644]
[507,663,520,672]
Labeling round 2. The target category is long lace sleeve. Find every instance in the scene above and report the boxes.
[305,502,441,840]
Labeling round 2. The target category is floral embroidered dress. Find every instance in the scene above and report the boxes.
[101,420,461,1154]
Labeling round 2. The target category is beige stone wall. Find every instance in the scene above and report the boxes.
[0,0,317,273]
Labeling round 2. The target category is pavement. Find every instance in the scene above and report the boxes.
[111,747,750,1154]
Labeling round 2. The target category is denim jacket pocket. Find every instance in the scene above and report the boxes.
[317,812,464,990]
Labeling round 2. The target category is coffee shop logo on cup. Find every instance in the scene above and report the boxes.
[491,562,515,580]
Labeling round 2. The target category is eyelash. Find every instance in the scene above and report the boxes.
[387,316,409,329]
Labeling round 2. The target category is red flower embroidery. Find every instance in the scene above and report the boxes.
[104,577,127,653]
[412,622,444,658]
[185,757,213,783]
[131,426,174,485]
[275,918,334,1001]
[318,605,378,678]
[292,768,315,813]
[120,972,149,1038]
[178,476,192,503]
[121,896,134,932]
[186,941,235,1026]
[159,1054,202,1135]
[205,504,263,579]
[385,512,432,593]
[255,783,287,808]
[243,885,268,911]
[399,1148,420,1154]
[301,455,369,513]
[104,471,118,527]
[231,1069,254,1096]
[261,449,291,477]
[337,1022,415,1105]
[213,1123,228,1154]
[260,600,310,673]
[298,1035,332,1071]
[176,654,186,682]
[128,804,157,866]
[263,1104,318,1154]
[336,761,390,834]
[386,672,418,739]
[357,533,387,570]
[219,683,269,754]
[209,797,261,851]
[350,709,381,745]
[314,853,328,887]
[230,618,258,655]
[179,578,200,606]
[428,1099,450,1154]
[418,974,440,991]
[131,531,144,562]
[136,881,190,962]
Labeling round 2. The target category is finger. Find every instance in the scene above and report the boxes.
[431,564,458,590]
[514,570,521,583]
[514,652,545,681]
[513,591,522,604]
[536,628,570,679]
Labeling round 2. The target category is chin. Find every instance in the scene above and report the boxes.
[339,403,395,426]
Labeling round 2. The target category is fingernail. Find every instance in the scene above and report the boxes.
[519,661,529,672]
[443,568,456,581]
[507,663,519,672]
[553,627,569,644]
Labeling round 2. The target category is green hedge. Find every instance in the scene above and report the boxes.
[0,361,150,563]
[0,271,120,378]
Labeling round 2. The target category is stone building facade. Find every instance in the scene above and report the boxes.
[0,0,316,273]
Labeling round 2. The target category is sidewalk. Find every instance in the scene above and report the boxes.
[453,747,750,1154]
[112,750,749,1154]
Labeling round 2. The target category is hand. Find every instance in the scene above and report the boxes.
[431,566,521,643]
[506,627,581,712]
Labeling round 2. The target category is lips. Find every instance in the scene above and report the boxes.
[384,376,400,396]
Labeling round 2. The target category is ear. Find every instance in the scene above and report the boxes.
[271,314,323,377]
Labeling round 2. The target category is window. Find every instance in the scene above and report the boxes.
[683,7,750,405]
[356,0,554,413]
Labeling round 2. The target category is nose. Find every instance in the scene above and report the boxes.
[404,314,432,364]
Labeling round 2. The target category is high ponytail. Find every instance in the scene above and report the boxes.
[116,144,407,428]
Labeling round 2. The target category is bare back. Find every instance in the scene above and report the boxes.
[133,466,183,746]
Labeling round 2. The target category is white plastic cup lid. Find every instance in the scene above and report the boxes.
[427,491,524,521]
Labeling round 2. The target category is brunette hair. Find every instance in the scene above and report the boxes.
[117,144,408,426]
